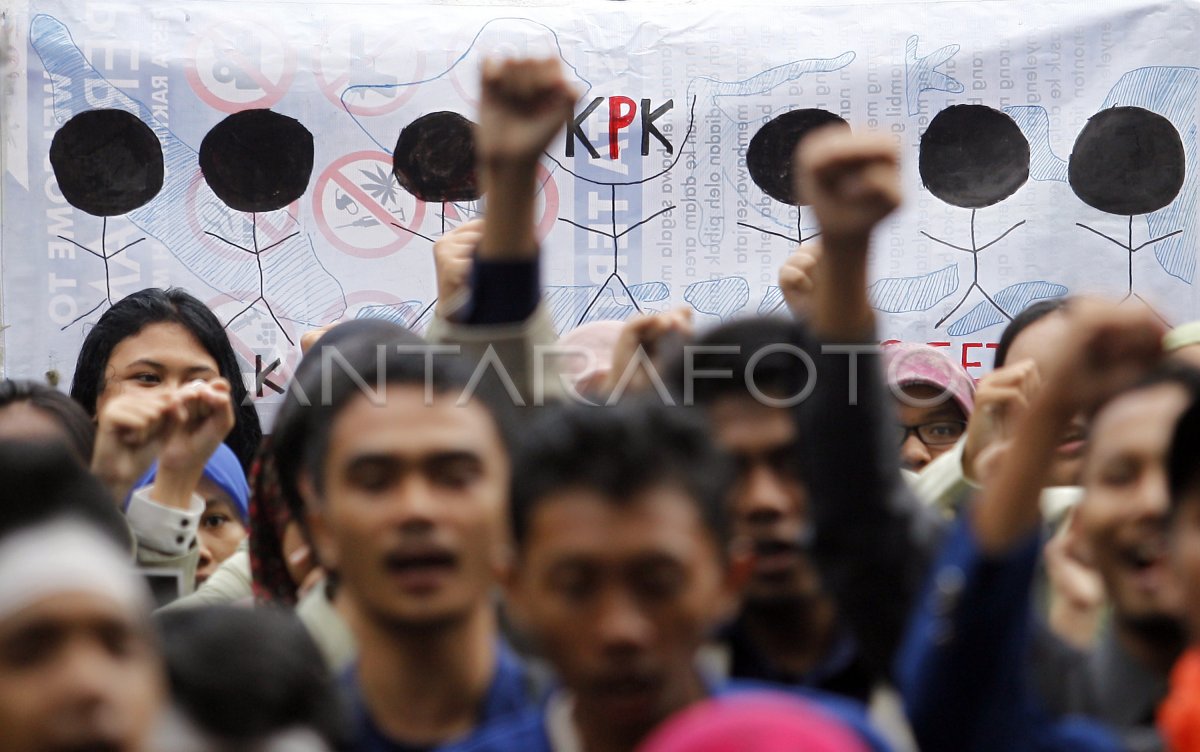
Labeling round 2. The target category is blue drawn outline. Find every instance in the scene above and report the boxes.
[29,13,348,334]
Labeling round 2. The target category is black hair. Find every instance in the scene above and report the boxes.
[663,317,814,406]
[156,606,349,749]
[276,327,514,502]
[1127,361,1200,398]
[1086,361,1200,430]
[1086,362,1200,509]
[69,287,262,472]
[1168,381,1200,510]
[993,298,1071,368]
[272,319,425,519]
[0,440,131,551]
[509,400,735,552]
[0,379,95,461]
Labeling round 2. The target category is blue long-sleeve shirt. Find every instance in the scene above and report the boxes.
[459,258,540,326]
[896,515,1126,752]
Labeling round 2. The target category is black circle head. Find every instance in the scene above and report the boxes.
[746,109,849,205]
[919,105,1030,209]
[1069,106,1185,216]
[391,111,481,203]
[199,109,315,213]
[49,109,164,217]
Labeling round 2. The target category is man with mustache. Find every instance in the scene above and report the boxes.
[294,55,576,752]
[898,303,1191,752]
[662,129,939,705]
[0,441,166,752]
[451,400,888,752]
[297,331,526,752]
[1032,362,1200,749]
[671,317,877,701]
[914,305,1196,747]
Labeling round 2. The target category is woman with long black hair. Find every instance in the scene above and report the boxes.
[70,286,261,472]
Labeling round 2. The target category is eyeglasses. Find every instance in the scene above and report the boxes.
[896,420,967,447]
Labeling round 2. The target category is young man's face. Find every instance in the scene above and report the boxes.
[508,486,737,741]
[309,385,510,628]
[1078,384,1190,626]
[707,396,816,607]
[0,592,164,752]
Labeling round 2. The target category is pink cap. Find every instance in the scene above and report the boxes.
[637,693,869,752]
[555,320,625,394]
[882,341,975,418]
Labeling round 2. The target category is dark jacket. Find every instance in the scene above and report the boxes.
[796,338,947,681]
[897,517,1125,752]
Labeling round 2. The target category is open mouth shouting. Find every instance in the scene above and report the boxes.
[383,544,460,594]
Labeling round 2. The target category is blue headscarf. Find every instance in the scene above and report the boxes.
[131,442,251,522]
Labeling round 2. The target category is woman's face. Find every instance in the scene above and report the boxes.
[95,323,220,416]
[195,477,248,586]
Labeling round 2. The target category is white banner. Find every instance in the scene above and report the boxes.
[2,0,1199,410]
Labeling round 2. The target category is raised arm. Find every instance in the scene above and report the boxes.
[898,301,1161,752]
[92,380,234,587]
[973,302,1161,554]
[424,57,577,403]
[791,128,945,678]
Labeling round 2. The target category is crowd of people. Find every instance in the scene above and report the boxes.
[4,55,1200,752]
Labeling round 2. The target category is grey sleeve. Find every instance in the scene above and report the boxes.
[156,548,252,612]
[798,340,947,679]
[425,302,564,406]
[134,539,199,601]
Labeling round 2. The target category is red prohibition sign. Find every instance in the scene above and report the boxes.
[313,25,426,117]
[186,22,297,113]
[314,150,428,259]
[314,153,559,257]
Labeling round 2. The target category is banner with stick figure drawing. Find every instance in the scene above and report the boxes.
[3,0,1200,416]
